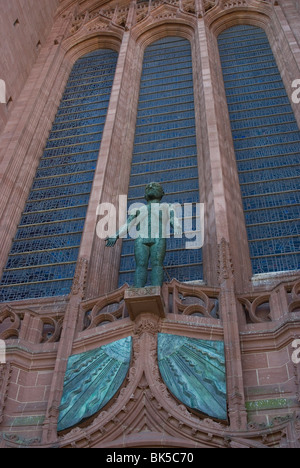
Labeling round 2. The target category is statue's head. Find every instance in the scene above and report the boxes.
[145,182,165,202]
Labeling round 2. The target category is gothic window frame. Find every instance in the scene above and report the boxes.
[210,13,300,289]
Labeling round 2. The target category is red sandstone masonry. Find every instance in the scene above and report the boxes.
[0,0,59,132]
[0,0,300,448]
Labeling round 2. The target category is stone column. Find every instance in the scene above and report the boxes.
[195,17,231,279]
[196,17,248,430]
[84,21,143,299]
[42,257,88,444]
[271,2,300,128]
[218,239,248,430]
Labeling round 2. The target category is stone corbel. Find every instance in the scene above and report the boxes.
[125,286,166,321]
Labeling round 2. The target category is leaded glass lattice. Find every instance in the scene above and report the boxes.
[0,49,118,302]
[218,25,300,275]
[118,37,202,286]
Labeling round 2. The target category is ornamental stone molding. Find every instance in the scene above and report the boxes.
[0,304,64,344]
[0,364,12,425]
[59,0,277,48]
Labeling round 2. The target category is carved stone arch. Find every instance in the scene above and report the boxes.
[206,0,300,103]
[131,3,197,47]
[62,31,123,67]
[206,0,274,33]
[208,9,273,38]
[60,6,127,59]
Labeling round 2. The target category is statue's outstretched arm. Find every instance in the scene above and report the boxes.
[105,214,137,247]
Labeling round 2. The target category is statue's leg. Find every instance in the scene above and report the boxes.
[134,239,150,288]
[150,239,166,287]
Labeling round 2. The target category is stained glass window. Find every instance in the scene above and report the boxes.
[0,49,118,301]
[118,37,202,286]
[218,25,300,275]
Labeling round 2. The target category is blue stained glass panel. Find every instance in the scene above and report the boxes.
[218,25,300,274]
[118,37,202,287]
[0,49,118,302]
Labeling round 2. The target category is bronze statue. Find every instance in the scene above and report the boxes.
[106,182,181,287]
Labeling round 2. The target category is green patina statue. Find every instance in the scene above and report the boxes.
[106,182,181,288]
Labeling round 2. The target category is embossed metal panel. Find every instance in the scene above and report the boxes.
[57,337,132,432]
[158,333,227,421]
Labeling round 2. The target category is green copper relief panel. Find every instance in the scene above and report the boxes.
[57,337,132,432]
[158,333,227,421]
[58,334,226,432]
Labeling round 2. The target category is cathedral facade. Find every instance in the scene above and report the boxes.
[0,0,299,448]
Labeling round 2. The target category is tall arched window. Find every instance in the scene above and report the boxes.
[118,36,202,286]
[0,49,118,302]
[218,25,300,275]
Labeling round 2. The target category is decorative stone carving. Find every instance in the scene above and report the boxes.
[218,238,234,283]
[86,18,111,32]
[0,306,21,340]
[0,363,11,424]
[168,279,220,319]
[208,0,274,19]
[239,295,272,324]
[223,0,248,9]
[71,257,88,298]
[280,413,300,448]
[40,316,63,343]
[152,0,180,9]
[0,305,64,343]
[67,6,130,38]
[63,0,275,47]
[133,316,161,337]
[237,277,300,325]
[182,0,196,14]
[203,0,217,11]
[62,0,222,43]
[81,284,128,331]
[288,279,300,314]
[136,2,150,23]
